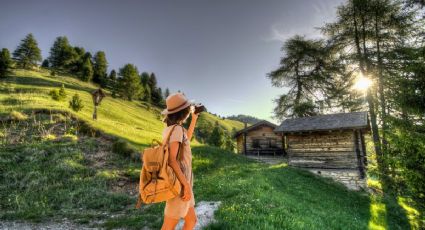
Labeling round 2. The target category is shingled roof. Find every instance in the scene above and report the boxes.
[274,111,369,133]
[233,120,278,138]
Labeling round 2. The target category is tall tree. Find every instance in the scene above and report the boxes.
[41,59,49,68]
[48,36,78,70]
[164,87,170,98]
[0,48,12,78]
[140,72,151,102]
[267,35,327,120]
[118,64,143,101]
[79,57,93,82]
[92,51,108,86]
[13,33,42,69]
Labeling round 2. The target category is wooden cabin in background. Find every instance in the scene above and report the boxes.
[233,120,284,156]
[274,111,370,190]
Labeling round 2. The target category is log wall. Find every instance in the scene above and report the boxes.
[285,130,368,190]
[235,126,283,154]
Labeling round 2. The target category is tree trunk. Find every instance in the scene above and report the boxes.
[352,1,384,179]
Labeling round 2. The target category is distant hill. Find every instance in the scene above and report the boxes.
[225,114,262,125]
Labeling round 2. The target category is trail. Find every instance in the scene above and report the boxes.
[0,201,222,230]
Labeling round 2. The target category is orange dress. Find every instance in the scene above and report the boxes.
[162,125,195,219]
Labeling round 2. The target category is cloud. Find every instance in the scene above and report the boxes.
[263,24,323,43]
[263,0,342,43]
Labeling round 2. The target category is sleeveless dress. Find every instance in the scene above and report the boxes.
[162,125,195,219]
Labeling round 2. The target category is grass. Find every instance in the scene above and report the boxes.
[0,69,244,149]
[0,68,422,229]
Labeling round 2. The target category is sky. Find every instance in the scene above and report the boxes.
[0,0,346,124]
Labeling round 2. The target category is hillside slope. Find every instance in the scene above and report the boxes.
[0,69,245,148]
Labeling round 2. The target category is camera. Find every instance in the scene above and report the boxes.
[192,103,206,114]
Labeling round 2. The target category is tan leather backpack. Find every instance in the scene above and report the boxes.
[135,124,184,209]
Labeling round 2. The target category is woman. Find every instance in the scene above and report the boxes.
[161,92,198,230]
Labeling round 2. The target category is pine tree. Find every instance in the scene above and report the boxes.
[267,35,326,120]
[69,94,84,112]
[109,69,117,81]
[69,46,86,74]
[118,64,143,101]
[109,69,118,97]
[207,121,224,147]
[164,87,170,98]
[92,51,108,86]
[13,33,42,69]
[0,48,12,78]
[48,36,78,70]
[140,72,151,102]
[80,57,93,82]
[41,59,49,68]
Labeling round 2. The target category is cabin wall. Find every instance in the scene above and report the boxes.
[286,130,366,190]
[245,126,283,154]
[236,135,244,154]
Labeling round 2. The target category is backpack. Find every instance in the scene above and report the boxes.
[135,124,184,209]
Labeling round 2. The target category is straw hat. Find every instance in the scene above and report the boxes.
[161,92,194,115]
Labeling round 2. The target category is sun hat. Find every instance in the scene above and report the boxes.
[161,92,195,115]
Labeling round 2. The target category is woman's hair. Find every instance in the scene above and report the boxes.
[163,106,191,126]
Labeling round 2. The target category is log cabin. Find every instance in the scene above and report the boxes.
[274,111,370,190]
[233,120,284,156]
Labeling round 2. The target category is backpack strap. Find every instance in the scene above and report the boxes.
[166,124,185,161]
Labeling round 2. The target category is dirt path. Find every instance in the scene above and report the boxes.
[0,201,222,230]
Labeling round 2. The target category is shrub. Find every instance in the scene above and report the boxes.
[49,85,66,101]
[49,89,60,101]
[69,94,84,112]
[59,84,67,99]
[112,139,136,158]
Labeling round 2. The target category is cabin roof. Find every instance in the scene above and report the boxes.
[233,120,278,138]
[274,111,369,133]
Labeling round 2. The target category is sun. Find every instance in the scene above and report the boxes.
[354,73,372,91]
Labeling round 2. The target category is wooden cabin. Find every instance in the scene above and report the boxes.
[274,111,370,190]
[233,120,284,156]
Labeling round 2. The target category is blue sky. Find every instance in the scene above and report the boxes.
[0,0,345,124]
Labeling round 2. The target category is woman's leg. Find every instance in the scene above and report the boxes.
[183,206,197,230]
[161,215,180,230]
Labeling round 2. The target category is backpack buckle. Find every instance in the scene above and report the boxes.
[151,170,159,183]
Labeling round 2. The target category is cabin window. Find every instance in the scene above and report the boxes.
[267,138,276,148]
[252,139,261,148]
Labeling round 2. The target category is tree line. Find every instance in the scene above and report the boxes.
[268,0,424,210]
[0,34,169,106]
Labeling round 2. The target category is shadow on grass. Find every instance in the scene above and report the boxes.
[2,75,94,93]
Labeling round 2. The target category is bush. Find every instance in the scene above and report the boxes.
[49,85,66,101]
[59,84,67,99]
[112,139,136,158]
[69,94,84,112]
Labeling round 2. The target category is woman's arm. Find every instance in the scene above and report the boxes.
[186,112,198,141]
[168,141,191,201]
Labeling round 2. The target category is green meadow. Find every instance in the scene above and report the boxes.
[0,69,421,229]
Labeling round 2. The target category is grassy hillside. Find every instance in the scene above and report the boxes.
[0,69,421,229]
[0,69,245,148]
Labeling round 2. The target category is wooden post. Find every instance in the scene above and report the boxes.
[359,130,368,166]
[91,89,105,120]
[353,130,365,178]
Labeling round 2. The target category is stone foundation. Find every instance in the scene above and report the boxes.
[307,169,367,190]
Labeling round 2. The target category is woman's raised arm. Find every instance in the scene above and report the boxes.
[186,112,198,141]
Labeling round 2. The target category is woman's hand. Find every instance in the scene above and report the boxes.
[181,184,193,202]
[187,106,198,140]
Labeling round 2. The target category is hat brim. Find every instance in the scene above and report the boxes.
[161,99,195,115]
